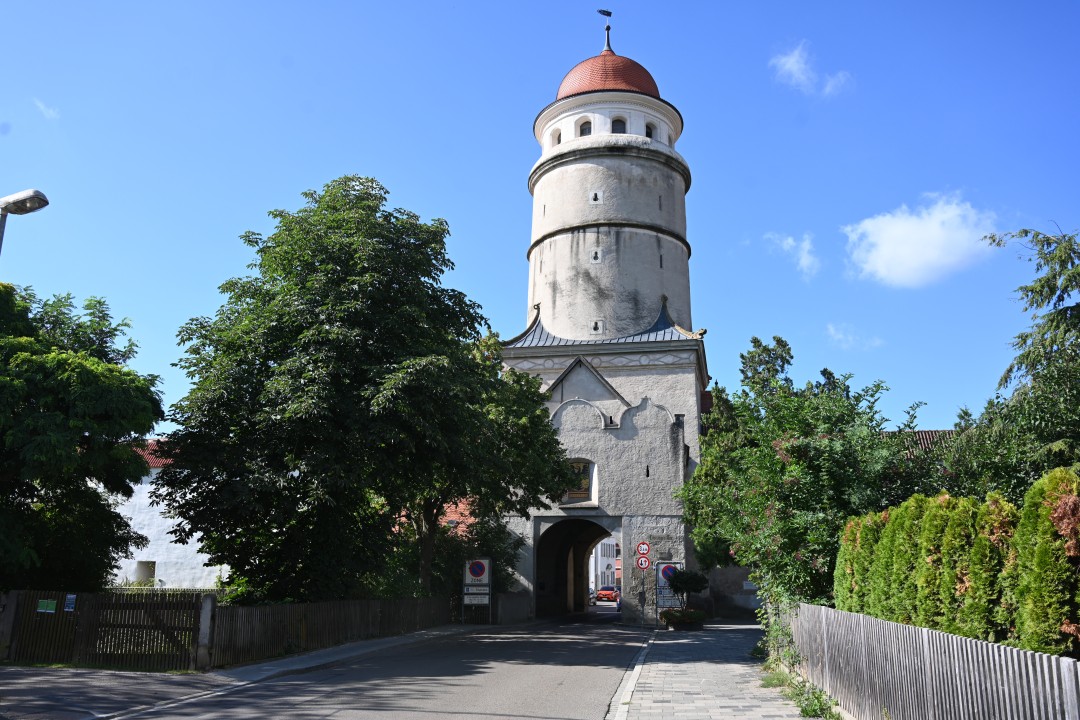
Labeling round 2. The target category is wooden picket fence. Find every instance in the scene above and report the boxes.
[1,590,451,672]
[210,597,449,667]
[790,603,1080,720]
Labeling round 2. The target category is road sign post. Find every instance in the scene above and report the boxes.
[462,558,492,624]
[655,561,684,624]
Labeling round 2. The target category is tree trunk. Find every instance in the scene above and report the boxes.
[415,502,442,595]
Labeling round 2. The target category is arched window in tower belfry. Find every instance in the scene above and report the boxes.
[645,123,655,139]
[612,118,626,134]
[579,120,592,137]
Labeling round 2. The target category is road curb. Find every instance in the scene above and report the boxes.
[606,630,656,720]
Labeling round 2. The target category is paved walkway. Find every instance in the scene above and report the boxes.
[608,621,807,720]
[0,621,810,719]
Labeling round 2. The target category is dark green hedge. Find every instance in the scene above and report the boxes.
[834,467,1079,657]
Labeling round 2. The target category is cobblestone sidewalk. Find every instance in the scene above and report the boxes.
[609,621,807,720]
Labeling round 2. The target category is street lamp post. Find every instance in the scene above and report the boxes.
[0,189,50,260]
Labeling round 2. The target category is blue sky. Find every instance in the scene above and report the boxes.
[3,2,1077,433]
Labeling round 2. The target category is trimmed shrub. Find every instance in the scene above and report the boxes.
[834,512,885,613]
[872,496,933,626]
[938,497,978,636]
[833,516,860,612]
[955,492,1019,641]
[850,511,885,614]
[865,506,899,620]
[1014,467,1080,656]
[915,493,956,629]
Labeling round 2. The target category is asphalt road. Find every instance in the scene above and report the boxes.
[0,604,651,720]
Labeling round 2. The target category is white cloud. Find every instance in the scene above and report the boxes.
[827,323,883,351]
[769,41,817,94]
[767,232,821,280]
[823,71,852,97]
[34,98,59,120]
[769,41,851,97]
[842,194,996,288]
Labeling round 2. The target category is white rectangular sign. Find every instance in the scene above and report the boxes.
[463,585,489,594]
[463,558,491,585]
[463,595,490,605]
[656,561,684,609]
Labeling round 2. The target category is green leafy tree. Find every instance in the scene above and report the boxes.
[155,176,575,603]
[941,229,1080,503]
[0,284,162,590]
[667,569,709,609]
[986,229,1080,387]
[681,336,927,607]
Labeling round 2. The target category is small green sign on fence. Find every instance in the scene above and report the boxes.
[36,599,57,613]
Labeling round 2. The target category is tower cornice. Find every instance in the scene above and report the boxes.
[526,222,689,261]
[528,136,692,194]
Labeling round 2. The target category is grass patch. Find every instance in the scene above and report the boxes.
[759,668,842,719]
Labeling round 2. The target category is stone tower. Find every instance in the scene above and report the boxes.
[502,24,709,625]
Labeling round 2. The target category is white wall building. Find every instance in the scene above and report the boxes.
[503,24,708,625]
[112,445,227,589]
[589,536,619,590]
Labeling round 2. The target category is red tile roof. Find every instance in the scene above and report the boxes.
[132,439,170,468]
[887,429,955,452]
[557,49,660,101]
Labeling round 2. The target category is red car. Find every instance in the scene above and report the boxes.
[596,585,619,601]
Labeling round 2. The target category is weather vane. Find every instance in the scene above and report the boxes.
[598,9,612,49]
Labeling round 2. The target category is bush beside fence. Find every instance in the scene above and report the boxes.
[791,603,1080,720]
[835,467,1080,656]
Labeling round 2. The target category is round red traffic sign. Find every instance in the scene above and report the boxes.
[636,541,651,555]
[636,555,651,570]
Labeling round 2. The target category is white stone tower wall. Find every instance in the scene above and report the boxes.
[526,228,691,338]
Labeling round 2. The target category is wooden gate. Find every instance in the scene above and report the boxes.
[7,590,203,671]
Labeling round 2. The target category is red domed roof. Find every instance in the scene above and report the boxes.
[556,48,660,100]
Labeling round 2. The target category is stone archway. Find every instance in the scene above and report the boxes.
[534,518,618,617]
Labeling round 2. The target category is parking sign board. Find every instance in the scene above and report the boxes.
[656,562,683,609]
[464,558,491,585]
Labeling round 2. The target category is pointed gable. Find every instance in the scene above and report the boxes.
[547,356,630,406]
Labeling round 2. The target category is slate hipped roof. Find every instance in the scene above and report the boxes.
[503,301,705,349]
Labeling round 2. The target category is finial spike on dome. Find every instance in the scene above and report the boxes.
[597,9,613,51]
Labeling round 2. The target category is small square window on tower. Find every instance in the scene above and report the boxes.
[588,190,604,205]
